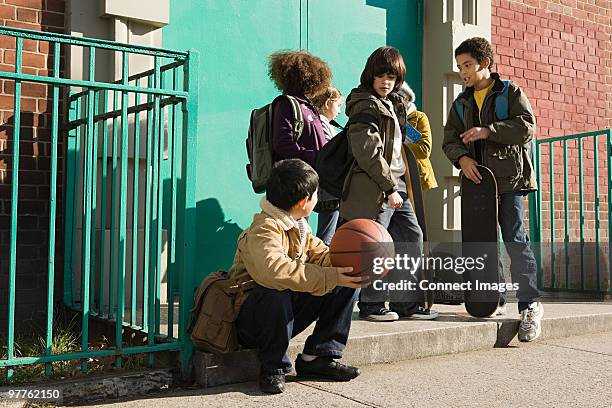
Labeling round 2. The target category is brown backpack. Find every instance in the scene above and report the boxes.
[189,271,255,354]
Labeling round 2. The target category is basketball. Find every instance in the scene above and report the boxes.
[329,219,395,283]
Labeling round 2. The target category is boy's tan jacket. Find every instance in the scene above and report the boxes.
[228,198,338,296]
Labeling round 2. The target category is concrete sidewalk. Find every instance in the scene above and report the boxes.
[4,301,610,406]
[194,301,612,387]
[76,330,612,408]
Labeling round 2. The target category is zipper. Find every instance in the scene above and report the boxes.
[479,83,498,124]
[478,82,501,167]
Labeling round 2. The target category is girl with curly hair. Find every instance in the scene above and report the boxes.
[268,50,332,168]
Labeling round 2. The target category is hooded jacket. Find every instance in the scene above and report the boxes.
[340,86,413,221]
[399,83,438,191]
[272,94,326,169]
[228,198,338,297]
[442,73,538,193]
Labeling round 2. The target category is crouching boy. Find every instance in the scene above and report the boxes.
[229,159,363,394]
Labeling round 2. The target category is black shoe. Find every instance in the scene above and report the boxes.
[295,354,360,381]
[258,373,285,394]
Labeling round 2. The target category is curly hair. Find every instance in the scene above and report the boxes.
[311,85,342,111]
[268,50,332,96]
[455,37,495,71]
[360,47,406,92]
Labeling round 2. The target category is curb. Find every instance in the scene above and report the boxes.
[193,312,612,388]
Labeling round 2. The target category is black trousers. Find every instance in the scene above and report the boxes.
[236,284,357,375]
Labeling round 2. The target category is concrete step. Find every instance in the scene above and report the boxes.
[192,302,612,388]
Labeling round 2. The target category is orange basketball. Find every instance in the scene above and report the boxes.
[329,219,395,283]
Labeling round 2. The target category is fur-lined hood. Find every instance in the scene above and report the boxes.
[398,82,417,115]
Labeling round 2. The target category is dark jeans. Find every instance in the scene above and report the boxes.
[347,191,424,314]
[316,208,339,246]
[498,192,540,312]
[236,284,357,375]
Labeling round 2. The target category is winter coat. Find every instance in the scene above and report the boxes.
[228,198,337,297]
[442,73,538,193]
[406,111,438,191]
[272,94,326,169]
[340,86,414,221]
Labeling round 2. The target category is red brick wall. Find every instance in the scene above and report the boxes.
[0,0,65,334]
[492,0,611,135]
[492,0,611,290]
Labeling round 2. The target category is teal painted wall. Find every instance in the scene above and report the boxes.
[163,0,423,278]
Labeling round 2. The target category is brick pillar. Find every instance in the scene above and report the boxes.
[0,0,66,335]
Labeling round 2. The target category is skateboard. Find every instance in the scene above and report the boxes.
[403,147,433,309]
[460,165,500,318]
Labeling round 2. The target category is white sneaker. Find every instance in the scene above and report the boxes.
[518,302,544,342]
[359,307,399,322]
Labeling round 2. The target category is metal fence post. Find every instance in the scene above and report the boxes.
[177,49,199,381]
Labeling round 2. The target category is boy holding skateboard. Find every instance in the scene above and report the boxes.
[442,37,543,342]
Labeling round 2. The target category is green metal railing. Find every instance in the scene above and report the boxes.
[528,129,612,294]
[0,27,199,380]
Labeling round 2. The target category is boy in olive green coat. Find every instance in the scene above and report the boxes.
[442,37,542,342]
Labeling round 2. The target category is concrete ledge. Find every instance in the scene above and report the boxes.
[193,302,612,388]
[193,350,259,388]
[336,323,498,366]
[193,322,499,388]
[541,313,612,340]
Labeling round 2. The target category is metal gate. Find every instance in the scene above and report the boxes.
[0,26,199,381]
[528,129,612,296]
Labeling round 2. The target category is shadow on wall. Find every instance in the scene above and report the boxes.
[195,198,244,283]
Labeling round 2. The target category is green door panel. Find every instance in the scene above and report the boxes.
[163,0,423,275]
[164,0,301,278]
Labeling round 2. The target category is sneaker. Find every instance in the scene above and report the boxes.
[295,354,360,381]
[359,307,399,322]
[518,301,544,342]
[258,373,285,394]
[394,305,439,320]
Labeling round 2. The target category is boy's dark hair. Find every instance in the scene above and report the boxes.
[268,50,332,97]
[266,159,319,211]
[360,46,406,92]
[455,37,495,71]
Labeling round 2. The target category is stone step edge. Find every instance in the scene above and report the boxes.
[193,312,612,388]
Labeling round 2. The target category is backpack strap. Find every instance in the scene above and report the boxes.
[454,100,466,127]
[495,80,511,121]
[330,119,344,130]
[346,112,379,130]
[285,95,304,142]
[453,80,511,126]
